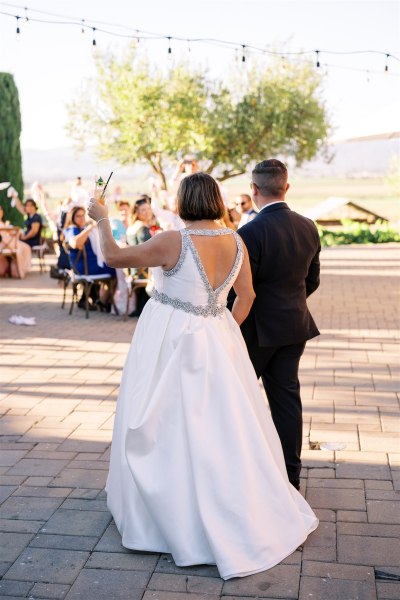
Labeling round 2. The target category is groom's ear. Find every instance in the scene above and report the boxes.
[286,183,290,193]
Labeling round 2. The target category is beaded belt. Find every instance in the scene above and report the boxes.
[152,289,226,318]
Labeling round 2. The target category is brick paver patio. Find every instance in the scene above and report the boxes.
[0,244,399,600]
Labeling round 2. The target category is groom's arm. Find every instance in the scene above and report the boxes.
[305,233,321,297]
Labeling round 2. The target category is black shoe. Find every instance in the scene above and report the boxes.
[77,300,97,311]
[95,300,111,313]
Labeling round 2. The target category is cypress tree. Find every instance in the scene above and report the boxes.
[0,73,24,226]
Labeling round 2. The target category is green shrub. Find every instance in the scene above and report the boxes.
[318,220,400,246]
[0,73,24,227]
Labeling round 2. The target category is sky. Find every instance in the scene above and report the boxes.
[0,0,399,150]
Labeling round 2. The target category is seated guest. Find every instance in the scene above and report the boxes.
[110,201,130,243]
[126,198,161,317]
[126,197,161,245]
[63,206,116,311]
[0,204,32,278]
[12,194,43,248]
[236,193,257,228]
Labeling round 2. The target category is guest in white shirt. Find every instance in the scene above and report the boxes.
[236,194,258,229]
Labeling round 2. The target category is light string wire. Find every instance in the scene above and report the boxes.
[1,3,400,77]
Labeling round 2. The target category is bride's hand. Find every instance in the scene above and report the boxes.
[88,198,108,223]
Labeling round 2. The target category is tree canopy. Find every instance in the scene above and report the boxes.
[66,46,330,189]
[0,73,24,226]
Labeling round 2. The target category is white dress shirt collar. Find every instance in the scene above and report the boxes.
[258,201,286,213]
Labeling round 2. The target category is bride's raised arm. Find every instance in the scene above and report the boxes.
[88,197,181,270]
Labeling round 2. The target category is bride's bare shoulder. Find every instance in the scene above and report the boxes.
[156,230,182,245]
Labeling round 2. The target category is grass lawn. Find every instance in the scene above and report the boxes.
[222,176,399,223]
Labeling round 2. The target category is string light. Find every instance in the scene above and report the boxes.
[0,4,399,78]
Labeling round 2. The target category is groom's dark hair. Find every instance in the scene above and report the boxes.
[252,159,288,198]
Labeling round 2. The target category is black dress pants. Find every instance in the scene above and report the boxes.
[247,341,306,486]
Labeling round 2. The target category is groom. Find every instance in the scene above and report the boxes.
[233,159,320,490]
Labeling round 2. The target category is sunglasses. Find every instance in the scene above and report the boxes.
[249,182,259,190]
[135,199,149,206]
[236,201,248,207]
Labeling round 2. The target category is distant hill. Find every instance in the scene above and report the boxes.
[21,147,148,184]
[293,133,400,178]
[21,134,400,184]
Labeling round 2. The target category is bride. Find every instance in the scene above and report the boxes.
[88,172,318,580]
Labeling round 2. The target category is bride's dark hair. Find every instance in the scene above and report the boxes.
[177,172,225,221]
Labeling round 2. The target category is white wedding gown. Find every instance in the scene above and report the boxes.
[106,228,318,580]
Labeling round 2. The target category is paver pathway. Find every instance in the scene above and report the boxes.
[0,244,399,600]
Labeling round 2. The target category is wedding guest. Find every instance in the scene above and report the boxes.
[0,204,32,278]
[150,183,185,231]
[0,204,32,277]
[12,195,43,248]
[70,176,90,205]
[110,201,130,242]
[227,202,241,229]
[236,194,257,228]
[63,206,116,311]
[126,197,161,246]
[126,198,162,317]
[172,156,199,183]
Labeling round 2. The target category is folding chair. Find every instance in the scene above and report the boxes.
[0,227,20,278]
[31,233,48,273]
[124,267,150,321]
[62,242,118,319]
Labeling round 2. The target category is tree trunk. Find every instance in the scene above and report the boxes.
[205,161,215,174]
[146,154,168,191]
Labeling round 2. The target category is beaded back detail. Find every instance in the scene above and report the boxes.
[154,228,243,318]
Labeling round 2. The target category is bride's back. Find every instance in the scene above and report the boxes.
[153,227,243,313]
[190,232,239,291]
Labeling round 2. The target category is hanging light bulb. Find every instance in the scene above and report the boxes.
[81,19,85,35]
[242,44,246,63]
[167,36,172,56]
[92,27,97,46]
[16,16,21,40]
[385,53,389,72]
[136,29,140,43]
[187,39,191,53]
[315,50,320,68]
[366,70,370,83]
[24,7,29,23]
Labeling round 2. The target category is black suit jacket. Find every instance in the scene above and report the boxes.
[234,202,320,348]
